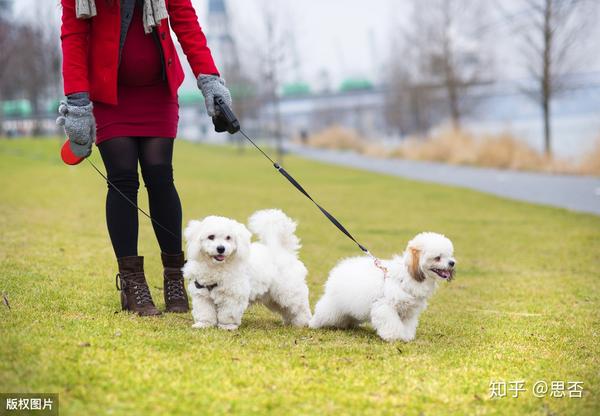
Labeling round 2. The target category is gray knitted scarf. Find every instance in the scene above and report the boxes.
[75,0,168,34]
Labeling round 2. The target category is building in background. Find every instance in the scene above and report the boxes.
[206,0,239,77]
[179,0,241,143]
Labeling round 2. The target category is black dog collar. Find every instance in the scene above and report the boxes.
[194,280,218,291]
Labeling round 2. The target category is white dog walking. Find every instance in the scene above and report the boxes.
[310,232,456,342]
[183,209,311,330]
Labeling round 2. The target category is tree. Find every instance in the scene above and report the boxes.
[388,0,493,133]
[0,1,61,135]
[511,0,598,155]
[259,5,291,162]
[237,1,295,163]
[385,44,439,136]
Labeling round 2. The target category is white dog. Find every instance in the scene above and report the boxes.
[310,232,455,342]
[183,209,311,330]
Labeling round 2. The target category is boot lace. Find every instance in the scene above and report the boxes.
[116,272,154,306]
[165,276,186,301]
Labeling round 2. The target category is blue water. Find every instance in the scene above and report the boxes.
[465,86,600,159]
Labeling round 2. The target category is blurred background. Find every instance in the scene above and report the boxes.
[1,0,599,174]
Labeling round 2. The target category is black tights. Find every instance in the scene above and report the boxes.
[98,137,182,258]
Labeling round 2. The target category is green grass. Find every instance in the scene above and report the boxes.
[0,138,599,415]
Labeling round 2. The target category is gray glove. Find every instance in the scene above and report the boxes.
[197,74,233,117]
[56,98,96,158]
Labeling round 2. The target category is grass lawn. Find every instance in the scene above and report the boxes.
[1,138,599,415]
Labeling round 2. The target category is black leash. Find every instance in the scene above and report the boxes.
[238,128,371,255]
[86,158,180,241]
[212,96,376,259]
[82,97,381,267]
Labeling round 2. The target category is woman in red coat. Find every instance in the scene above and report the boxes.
[58,0,232,316]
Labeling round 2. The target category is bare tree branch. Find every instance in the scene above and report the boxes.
[515,0,598,155]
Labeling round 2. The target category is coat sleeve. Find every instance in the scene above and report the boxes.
[167,0,220,77]
[60,0,91,95]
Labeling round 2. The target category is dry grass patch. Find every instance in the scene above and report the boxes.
[305,125,367,152]
[580,138,600,176]
[304,126,599,176]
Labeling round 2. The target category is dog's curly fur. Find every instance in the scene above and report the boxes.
[309,232,456,342]
[183,209,311,330]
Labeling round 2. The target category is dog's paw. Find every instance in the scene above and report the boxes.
[376,326,406,342]
[217,323,239,331]
[400,333,416,342]
[308,318,321,329]
[192,321,215,329]
[290,315,311,327]
[377,329,415,343]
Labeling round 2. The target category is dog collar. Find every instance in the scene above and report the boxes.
[194,280,218,291]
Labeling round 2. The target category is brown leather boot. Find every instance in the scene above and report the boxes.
[115,256,161,317]
[161,252,189,313]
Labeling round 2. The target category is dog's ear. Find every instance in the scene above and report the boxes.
[409,247,426,282]
[233,222,252,260]
[184,220,205,261]
[184,220,204,243]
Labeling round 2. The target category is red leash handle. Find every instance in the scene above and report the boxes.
[60,139,86,165]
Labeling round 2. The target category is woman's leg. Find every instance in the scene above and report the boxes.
[98,137,161,316]
[98,137,140,258]
[138,137,182,254]
[139,137,188,313]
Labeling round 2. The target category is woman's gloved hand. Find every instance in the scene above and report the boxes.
[56,93,96,158]
[197,74,233,118]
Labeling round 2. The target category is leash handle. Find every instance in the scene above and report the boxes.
[213,96,240,134]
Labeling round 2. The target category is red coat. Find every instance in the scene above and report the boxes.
[60,0,219,105]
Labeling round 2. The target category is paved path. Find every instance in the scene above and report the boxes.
[288,146,600,216]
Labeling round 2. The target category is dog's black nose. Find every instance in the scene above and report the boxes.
[449,260,455,267]
[217,245,225,254]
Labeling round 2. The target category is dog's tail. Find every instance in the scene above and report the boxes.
[248,209,301,253]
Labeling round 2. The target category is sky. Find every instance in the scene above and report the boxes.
[13,0,600,89]
[14,0,402,87]
[208,0,406,86]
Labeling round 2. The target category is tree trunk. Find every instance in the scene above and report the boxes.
[448,81,461,130]
[543,98,551,156]
[542,0,553,156]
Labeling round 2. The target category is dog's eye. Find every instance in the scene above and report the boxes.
[434,256,441,262]
[208,235,215,240]
[226,236,231,240]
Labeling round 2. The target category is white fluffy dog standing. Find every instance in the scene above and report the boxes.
[183,209,311,330]
[310,232,456,342]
